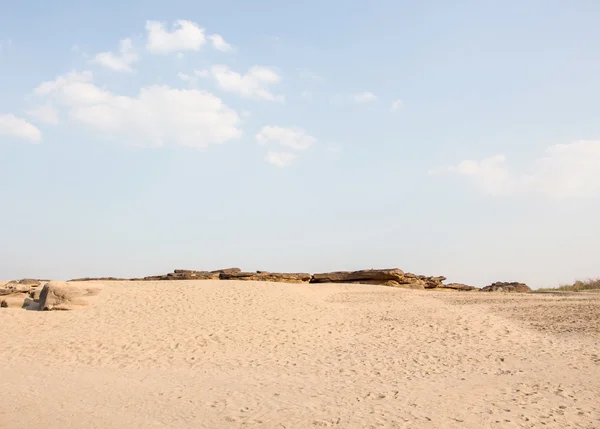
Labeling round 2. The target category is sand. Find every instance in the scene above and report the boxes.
[1,280,599,428]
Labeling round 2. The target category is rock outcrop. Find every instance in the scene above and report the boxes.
[220,271,312,283]
[310,269,446,289]
[211,268,242,275]
[1,279,43,295]
[38,281,100,311]
[138,268,243,281]
[142,271,221,281]
[481,282,532,293]
[439,283,479,291]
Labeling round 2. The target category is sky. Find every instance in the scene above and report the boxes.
[1,1,599,288]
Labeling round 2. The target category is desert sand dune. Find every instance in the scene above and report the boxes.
[1,280,599,428]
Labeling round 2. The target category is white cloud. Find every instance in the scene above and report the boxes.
[177,70,209,87]
[353,91,378,103]
[26,104,59,125]
[524,141,600,198]
[443,155,514,196]
[0,114,42,142]
[33,71,241,148]
[177,72,193,82]
[256,126,316,150]
[146,20,206,54]
[435,141,600,198]
[209,34,232,52]
[92,38,138,72]
[265,151,296,167]
[210,65,283,102]
[391,99,403,111]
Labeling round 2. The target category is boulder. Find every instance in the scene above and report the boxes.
[1,295,28,308]
[220,271,312,283]
[38,281,100,311]
[481,282,532,293]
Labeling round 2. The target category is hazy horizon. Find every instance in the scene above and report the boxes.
[2,1,599,289]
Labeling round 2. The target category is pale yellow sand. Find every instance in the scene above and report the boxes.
[1,280,599,428]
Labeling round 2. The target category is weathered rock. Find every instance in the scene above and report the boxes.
[68,277,127,282]
[169,271,220,280]
[438,283,478,291]
[220,271,312,283]
[211,268,242,275]
[142,270,220,281]
[312,269,406,283]
[30,286,45,301]
[481,282,532,293]
[12,279,43,287]
[310,269,445,289]
[1,280,39,294]
[1,295,28,308]
[38,281,100,311]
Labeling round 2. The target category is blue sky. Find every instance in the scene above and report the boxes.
[1,1,599,288]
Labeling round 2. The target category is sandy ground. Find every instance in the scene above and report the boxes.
[1,281,599,429]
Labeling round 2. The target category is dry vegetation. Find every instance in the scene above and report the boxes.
[536,278,600,293]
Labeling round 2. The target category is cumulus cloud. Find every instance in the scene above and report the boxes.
[26,104,59,125]
[177,69,210,87]
[0,114,42,142]
[177,72,193,82]
[92,38,138,72]
[33,71,241,148]
[209,34,232,52]
[210,65,283,102]
[353,91,377,103]
[146,20,206,54]
[265,151,296,167]
[256,126,316,150]
[434,141,600,198]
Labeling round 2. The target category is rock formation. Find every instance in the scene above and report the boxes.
[310,269,446,289]
[439,283,479,291]
[38,281,100,311]
[481,282,532,293]
[219,271,312,283]
[1,279,44,295]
